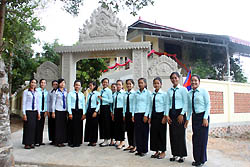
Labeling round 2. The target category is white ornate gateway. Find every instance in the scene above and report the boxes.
[55,7,181,91]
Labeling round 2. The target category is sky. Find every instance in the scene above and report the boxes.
[33,0,250,80]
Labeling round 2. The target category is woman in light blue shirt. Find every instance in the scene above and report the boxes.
[22,79,40,149]
[132,78,151,157]
[112,80,125,149]
[67,80,85,147]
[186,74,210,167]
[98,78,113,147]
[35,79,48,147]
[166,72,188,163]
[84,81,100,146]
[123,79,136,153]
[52,78,68,147]
[148,77,167,159]
[109,83,117,146]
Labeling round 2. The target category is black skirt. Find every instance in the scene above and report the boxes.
[125,112,135,146]
[150,112,166,152]
[99,105,111,140]
[192,112,209,164]
[68,109,83,146]
[169,109,187,157]
[84,108,98,143]
[134,113,149,153]
[54,110,68,144]
[48,112,55,142]
[22,110,38,145]
[35,112,45,144]
[114,108,125,141]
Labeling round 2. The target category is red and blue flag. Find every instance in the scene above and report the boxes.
[183,70,191,91]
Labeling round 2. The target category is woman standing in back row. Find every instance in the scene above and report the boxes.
[186,75,210,167]
[166,72,188,163]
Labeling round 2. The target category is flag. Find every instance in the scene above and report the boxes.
[183,70,191,91]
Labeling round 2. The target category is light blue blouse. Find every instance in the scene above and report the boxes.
[84,91,100,114]
[100,87,113,105]
[123,90,135,116]
[165,85,188,116]
[112,89,125,113]
[187,87,210,120]
[37,88,48,112]
[149,89,167,118]
[133,88,151,117]
[67,90,85,114]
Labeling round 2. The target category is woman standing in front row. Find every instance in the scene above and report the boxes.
[110,83,117,146]
[67,80,85,147]
[148,77,167,159]
[186,75,210,167]
[166,72,188,163]
[47,80,58,145]
[132,78,151,157]
[112,80,125,149]
[98,78,113,147]
[123,79,136,153]
[84,81,100,146]
[22,79,40,149]
[52,78,68,147]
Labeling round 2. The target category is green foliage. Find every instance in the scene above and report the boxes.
[192,59,217,79]
[76,59,107,89]
[230,57,247,83]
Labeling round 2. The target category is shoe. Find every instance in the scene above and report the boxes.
[40,143,45,145]
[129,149,136,153]
[75,144,80,147]
[116,145,125,149]
[24,145,31,149]
[109,143,115,146]
[170,156,176,161]
[49,142,54,145]
[157,154,165,159]
[192,161,201,166]
[135,152,141,156]
[151,152,160,158]
[35,144,40,147]
[30,145,35,149]
[91,143,96,147]
[123,147,132,151]
[100,143,109,147]
[178,157,184,163]
[140,153,146,157]
[99,142,104,146]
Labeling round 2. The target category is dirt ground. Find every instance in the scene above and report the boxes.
[10,115,250,165]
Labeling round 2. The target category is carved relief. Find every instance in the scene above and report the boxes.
[79,7,127,43]
[34,61,59,81]
[148,55,181,76]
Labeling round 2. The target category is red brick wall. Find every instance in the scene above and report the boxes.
[234,93,250,113]
[209,91,224,114]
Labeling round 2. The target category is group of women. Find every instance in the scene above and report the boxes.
[22,72,210,167]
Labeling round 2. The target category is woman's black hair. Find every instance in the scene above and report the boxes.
[52,80,58,86]
[111,83,117,87]
[39,79,46,84]
[101,78,109,83]
[153,77,162,84]
[58,78,65,85]
[138,78,147,89]
[191,74,201,82]
[29,78,38,84]
[89,81,98,91]
[170,72,180,79]
[126,79,135,85]
[74,79,81,86]
[116,80,123,85]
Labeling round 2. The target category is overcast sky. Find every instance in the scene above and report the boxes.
[33,0,250,81]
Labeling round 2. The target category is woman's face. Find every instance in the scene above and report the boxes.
[138,79,146,89]
[88,83,95,91]
[191,76,200,90]
[111,84,117,93]
[170,74,179,87]
[102,79,109,88]
[52,82,58,89]
[74,82,81,91]
[153,79,161,91]
[30,80,37,89]
[59,81,65,88]
[116,81,123,91]
[126,80,134,91]
[40,80,46,89]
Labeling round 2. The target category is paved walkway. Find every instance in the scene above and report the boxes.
[11,125,249,167]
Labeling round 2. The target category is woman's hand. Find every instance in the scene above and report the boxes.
[38,114,41,120]
[23,115,27,121]
[177,114,184,124]
[202,119,209,127]
[161,116,167,124]
[148,118,151,124]
[184,120,189,128]
[143,116,148,123]
[132,116,134,122]
[123,116,125,122]
[92,112,97,118]
[52,112,55,119]
[81,114,86,120]
[98,96,102,100]
[69,114,73,120]
[166,116,172,125]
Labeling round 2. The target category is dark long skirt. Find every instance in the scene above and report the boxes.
[99,105,111,140]
[48,112,55,142]
[35,112,45,145]
[54,110,68,144]
[192,112,209,164]
[22,110,38,145]
[134,113,149,153]
[110,118,115,140]
[68,109,83,146]
[114,108,125,141]
[169,109,187,157]
[125,112,135,146]
[150,112,166,152]
[84,108,98,143]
